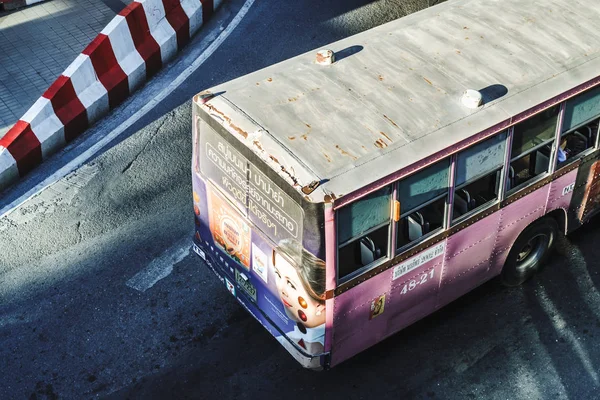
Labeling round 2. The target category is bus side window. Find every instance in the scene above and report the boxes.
[508,105,559,192]
[452,132,506,221]
[557,86,600,167]
[337,185,392,281]
[397,159,450,250]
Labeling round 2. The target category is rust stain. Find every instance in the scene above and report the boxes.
[205,104,248,138]
[280,165,298,186]
[375,139,388,149]
[270,155,279,164]
[323,193,338,203]
[316,51,330,64]
[383,114,399,128]
[288,97,297,102]
[363,124,375,135]
[324,152,332,163]
[253,140,263,151]
[231,124,248,139]
[299,123,312,141]
[378,75,384,81]
[463,26,469,30]
[423,77,433,85]
[267,78,273,82]
[335,145,358,160]
[379,131,392,142]
[256,82,260,86]
[288,136,296,140]
[455,50,461,54]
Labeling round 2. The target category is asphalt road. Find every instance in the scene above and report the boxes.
[1,1,600,399]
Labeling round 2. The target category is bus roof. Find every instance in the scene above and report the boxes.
[197,0,600,203]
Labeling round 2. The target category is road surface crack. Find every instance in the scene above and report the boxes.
[121,113,171,174]
[75,221,83,244]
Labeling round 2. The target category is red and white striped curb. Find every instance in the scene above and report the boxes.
[0,0,48,11]
[0,0,222,192]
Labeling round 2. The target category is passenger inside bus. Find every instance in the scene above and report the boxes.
[557,120,598,166]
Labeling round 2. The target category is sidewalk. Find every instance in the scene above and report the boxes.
[0,0,127,137]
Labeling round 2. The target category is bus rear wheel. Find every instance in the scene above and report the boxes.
[501,217,558,287]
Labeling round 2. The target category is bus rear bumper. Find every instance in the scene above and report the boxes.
[192,240,329,370]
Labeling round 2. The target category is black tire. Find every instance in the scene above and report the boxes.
[501,217,558,287]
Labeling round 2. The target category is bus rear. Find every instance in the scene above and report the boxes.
[190,95,328,369]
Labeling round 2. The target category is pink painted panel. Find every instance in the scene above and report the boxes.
[386,250,445,333]
[332,269,392,344]
[437,212,501,307]
[324,204,336,352]
[489,185,550,275]
[330,175,577,367]
[331,242,445,366]
[546,169,578,219]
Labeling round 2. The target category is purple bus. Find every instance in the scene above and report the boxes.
[190,0,600,369]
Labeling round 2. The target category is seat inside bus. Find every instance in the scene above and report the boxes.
[454,189,475,217]
[359,236,381,265]
[407,211,429,241]
[567,131,588,155]
[534,145,552,174]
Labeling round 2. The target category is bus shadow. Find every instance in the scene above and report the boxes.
[479,84,509,105]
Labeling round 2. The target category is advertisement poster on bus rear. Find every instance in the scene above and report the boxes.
[195,121,326,357]
[207,189,251,269]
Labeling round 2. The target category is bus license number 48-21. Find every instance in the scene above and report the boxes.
[400,269,435,295]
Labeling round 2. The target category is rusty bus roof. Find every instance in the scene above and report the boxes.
[197,0,600,203]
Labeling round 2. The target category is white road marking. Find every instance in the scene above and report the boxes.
[126,239,191,292]
[0,0,255,220]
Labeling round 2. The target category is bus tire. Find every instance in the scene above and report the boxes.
[501,217,558,287]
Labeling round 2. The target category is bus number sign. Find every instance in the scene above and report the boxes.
[392,242,445,281]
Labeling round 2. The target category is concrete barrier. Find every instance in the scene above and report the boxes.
[0,0,223,192]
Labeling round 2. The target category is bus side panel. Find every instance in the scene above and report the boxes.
[331,270,392,364]
[568,154,600,229]
[330,247,444,367]
[436,213,501,308]
[385,248,444,334]
[545,168,578,229]
[489,185,550,276]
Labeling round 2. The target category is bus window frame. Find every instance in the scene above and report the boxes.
[449,130,509,226]
[505,106,561,195]
[555,117,600,169]
[395,190,449,254]
[335,186,394,284]
[450,167,504,225]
